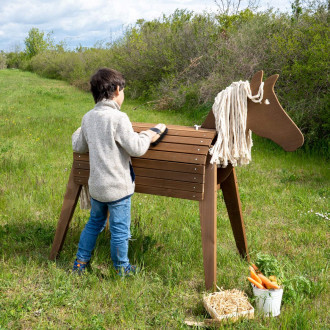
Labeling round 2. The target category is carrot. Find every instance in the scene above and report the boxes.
[247,277,265,289]
[269,275,277,282]
[249,266,263,284]
[257,273,280,289]
[251,264,259,272]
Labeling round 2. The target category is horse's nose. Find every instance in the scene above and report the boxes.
[280,129,304,151]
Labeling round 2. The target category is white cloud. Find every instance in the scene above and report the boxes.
[0,0,292,51]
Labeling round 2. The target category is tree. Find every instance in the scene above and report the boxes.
[291,0,303,20]
[24,28,52,58]
[214,0,260,15]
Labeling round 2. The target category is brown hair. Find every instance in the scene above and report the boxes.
[90,68,125,103]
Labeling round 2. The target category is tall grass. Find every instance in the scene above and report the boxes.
[0,70,328,328]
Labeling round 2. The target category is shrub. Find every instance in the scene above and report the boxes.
[109,10,221,100]
[0,52,6,69]
[6,51,27,69]
[30,48,114,91]
[269,6,329,150]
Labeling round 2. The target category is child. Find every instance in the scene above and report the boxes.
[71,68,166,275]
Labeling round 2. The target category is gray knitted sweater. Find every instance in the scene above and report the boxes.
[72,99,151,202]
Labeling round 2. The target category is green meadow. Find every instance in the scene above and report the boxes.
[0,69,328,329]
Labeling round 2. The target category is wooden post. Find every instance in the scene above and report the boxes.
[220,168,249,260]
[49,165,82,260]
[199,156,217,291]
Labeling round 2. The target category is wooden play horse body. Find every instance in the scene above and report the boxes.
[49,71,303,290]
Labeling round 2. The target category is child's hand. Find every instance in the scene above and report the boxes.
[154,123,166,132]
[148,123,167,146]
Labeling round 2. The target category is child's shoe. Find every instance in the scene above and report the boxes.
[72,259,89,275]
[116,264,139,277]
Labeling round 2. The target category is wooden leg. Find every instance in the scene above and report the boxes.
[199,158,217,291]
[49,165,82,260]
[105,210,110,231]
[217,165,233,186]
[220,168,250,261]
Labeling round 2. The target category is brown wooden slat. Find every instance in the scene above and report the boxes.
[73,156,206,174]
[141,150,206,164]
[136,167,204,183]
[133,122,216,133]
[74,176,88,185]
[73,160,90,169]
[151,134,213,146]
[135,185,203,201]
[74,153,89,161]
[74,176,204,195]
[74,167,204,183]
[132,158,205,175]
[73,168,89,177]
[150,142,209,155]
[133,123,216,139]
[135,177,203,193]
[134,127,215,139]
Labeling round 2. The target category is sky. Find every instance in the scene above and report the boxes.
[0,0,293,52]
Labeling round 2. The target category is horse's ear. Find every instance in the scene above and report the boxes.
[250,71,264,95]
[264,74,279,90]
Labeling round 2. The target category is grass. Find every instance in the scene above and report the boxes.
[0,69,329,329]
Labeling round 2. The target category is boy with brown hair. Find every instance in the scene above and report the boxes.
[72,68,166,275]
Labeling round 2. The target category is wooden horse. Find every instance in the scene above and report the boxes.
[49,71,303,290]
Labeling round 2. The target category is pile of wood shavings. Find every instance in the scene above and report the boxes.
[204,289,252,315]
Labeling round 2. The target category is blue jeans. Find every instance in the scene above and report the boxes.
[76,195,132,269]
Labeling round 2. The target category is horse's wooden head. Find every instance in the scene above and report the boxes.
[247,71,304,151]
[202,71,304,151]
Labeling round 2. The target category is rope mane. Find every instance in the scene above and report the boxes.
[209,81,264,167]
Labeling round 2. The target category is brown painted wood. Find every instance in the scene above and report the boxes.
[74,176,88,185]
[149,134,213,146]
[134,167,204,183]
[73,160,90,170]
[135,185,203,201]
[199,156,217,291]
[105,210,110,232]
[133,123,216,139]
[220,168,249,261]
[217,165,234,185]
[74,168,204,183]
[133,122,215,132]
[141,150,206,165]
[73,168,89,177]
[247,72,304,151]
[135,177,204,193]
[132,158,205,175]
[73,157,206,175]
[201,110,216,130]
[249,70,263,95]
[74,153,89,161]
[75,150,207,165]
[150,142,209,155]
[49,165,82,260]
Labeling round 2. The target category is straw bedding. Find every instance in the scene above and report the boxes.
[204,289,253,316]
